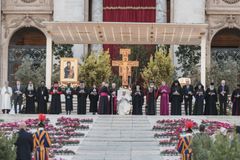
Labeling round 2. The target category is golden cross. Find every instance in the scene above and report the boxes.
[112,49,139,86]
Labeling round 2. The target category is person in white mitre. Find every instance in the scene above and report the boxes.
[1,81,13,114]
[117,87,132,115]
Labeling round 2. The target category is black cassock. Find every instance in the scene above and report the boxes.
[50,87,62,114]
[132,90,144,115]
[231,88,240,115]
[218,85,229,115]
[146,87,157,115]
[170,86,183,115]
[110,88,117,114]
[25,88,36,114]
[204,88,218,115]
[64,87,74,113]
[182,85,194,115]
[98,86,110,114]
[193,88,205,115]
[76,87,88,114]
[89,88,99,113]
[36,86,49,114]
[15,129,33,160]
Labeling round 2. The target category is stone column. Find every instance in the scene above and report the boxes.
[91,0,103,54]
[1,42,8,86]
[200,33,207,87]
[46,35,53,88]
[156,0,167,23]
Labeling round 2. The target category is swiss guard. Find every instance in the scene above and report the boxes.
[33,114,51,160]
[177,121,194,160]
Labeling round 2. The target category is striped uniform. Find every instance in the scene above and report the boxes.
[33,129,51,160]
[177,133,193,160]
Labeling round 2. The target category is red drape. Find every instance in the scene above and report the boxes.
[103,0,156,60]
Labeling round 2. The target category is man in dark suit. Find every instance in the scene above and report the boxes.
[218,80,229,115]
[183,80,194,115]
[12,81,25,114]
[15,122,33,160]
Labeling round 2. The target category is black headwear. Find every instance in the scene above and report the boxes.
[171,80,181,88]
[38,121,45,127]
[195,82,204,90]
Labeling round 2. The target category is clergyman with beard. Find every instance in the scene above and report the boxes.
[25,81,36,114]
[36,81,49,114]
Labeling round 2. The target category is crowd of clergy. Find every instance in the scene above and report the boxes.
[0,79,240,116]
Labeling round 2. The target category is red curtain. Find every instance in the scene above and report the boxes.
[103,0,156,60]
[103,0,156,7]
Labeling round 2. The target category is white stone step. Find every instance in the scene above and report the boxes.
[72,116,160,160]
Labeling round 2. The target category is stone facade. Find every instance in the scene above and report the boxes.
[206,0,240,66]
[172,0,206,23]
[0,0,239,86]
[54,0,89,61]
[1,0,53,86]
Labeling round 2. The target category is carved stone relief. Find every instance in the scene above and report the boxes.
[3,14,51,39]
[207,15,240,41]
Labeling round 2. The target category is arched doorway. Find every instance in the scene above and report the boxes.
[211,27,240,90]
[8,27,46,85]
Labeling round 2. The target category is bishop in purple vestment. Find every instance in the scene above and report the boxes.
[157,81,170,115]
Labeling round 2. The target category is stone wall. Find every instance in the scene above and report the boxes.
[0,0,53,86]
[173,0,205,23]
[54,0,88,61]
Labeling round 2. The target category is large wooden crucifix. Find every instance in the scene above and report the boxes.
[112,49,139,86]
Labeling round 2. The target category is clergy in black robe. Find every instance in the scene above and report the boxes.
[25,81,36,114]
[76,81,88,114]
[170,80,183,115]
[89,84,99,114]
[49,82,62,114]
[182,80,194,115]
[204,83,218,115]
[15,122,33,160]
[218,80,229,115]
[98,82,110,114]
[231,84,240,115]
[146,81,157,115]
[64,83,74,115]
[36,81,49,114]
[193,83,205,115]
[132,85,144,115]
[110,83,118,114]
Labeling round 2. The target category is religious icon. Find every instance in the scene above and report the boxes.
[60,58,78,83]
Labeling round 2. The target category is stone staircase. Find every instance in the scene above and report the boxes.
[72,116,160,160]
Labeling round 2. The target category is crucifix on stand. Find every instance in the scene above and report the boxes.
[112,49,139,87]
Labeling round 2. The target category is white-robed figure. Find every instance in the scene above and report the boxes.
[1,81,13,114]
[117,87,132,115]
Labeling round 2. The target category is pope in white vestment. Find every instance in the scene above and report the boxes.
[1,82,13,114]
[117,88,132,115]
